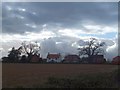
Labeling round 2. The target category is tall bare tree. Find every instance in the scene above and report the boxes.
[78,38,105,58]
[18,41,40,62]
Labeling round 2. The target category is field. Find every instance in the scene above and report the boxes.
[2,63,119,88]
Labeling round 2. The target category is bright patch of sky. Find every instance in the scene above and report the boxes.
[79,32,117,39]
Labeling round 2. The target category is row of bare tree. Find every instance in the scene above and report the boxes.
[2,38,106,63]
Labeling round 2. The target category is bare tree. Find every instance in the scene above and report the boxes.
[78,38,105,58]
[18,41,40,62]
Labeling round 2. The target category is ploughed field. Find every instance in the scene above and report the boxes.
[2,63,118,88]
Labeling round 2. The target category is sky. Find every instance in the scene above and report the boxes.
[1,2,118,60]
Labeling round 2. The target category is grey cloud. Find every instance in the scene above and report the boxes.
[1,33,118,60]
[1,2,118,60]
[2,2,118,34]
[106,44,118,60]
[39,36,117,60]
[76,40,87,46]
[38,36,79,58]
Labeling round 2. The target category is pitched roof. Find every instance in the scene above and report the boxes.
[112,56,120,64]
[113,56,120,62]
[47,53,60,59]
[64,55,80,61]
[65,55,79,58]
[113,56,120,60]
[91,55,104,58]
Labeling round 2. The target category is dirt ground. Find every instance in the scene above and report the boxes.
[2,63,118,88]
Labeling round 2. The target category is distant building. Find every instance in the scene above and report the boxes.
[112,56,120,65]
[63,54,80,63]
[81,57,89,64]
[90,55,106,64]
[47,53,62,63]
[30,54,41,63]
[42,58,47,63]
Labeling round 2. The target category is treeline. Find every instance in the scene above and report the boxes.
[2,38,108,64]
[2,41,42,63]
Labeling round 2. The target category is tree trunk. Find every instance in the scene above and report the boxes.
[27,53,32,62]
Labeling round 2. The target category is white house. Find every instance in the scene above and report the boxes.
[46,53,62,63]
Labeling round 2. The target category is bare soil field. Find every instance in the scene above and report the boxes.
[2,63,118,88]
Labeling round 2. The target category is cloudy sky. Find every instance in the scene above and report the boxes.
[1,2,118,60]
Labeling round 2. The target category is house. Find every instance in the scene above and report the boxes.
[90,55,106,64]
[63,54,80,63]
[112,56,120,65]
[47,53,62,63]
[81,57,89,64]
[30,54,41,62]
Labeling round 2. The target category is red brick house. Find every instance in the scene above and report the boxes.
[31,54,41,62]
[90,55,106,64]
[63,54,80,63]
[47,53,62,63]
[112,56,120,65]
